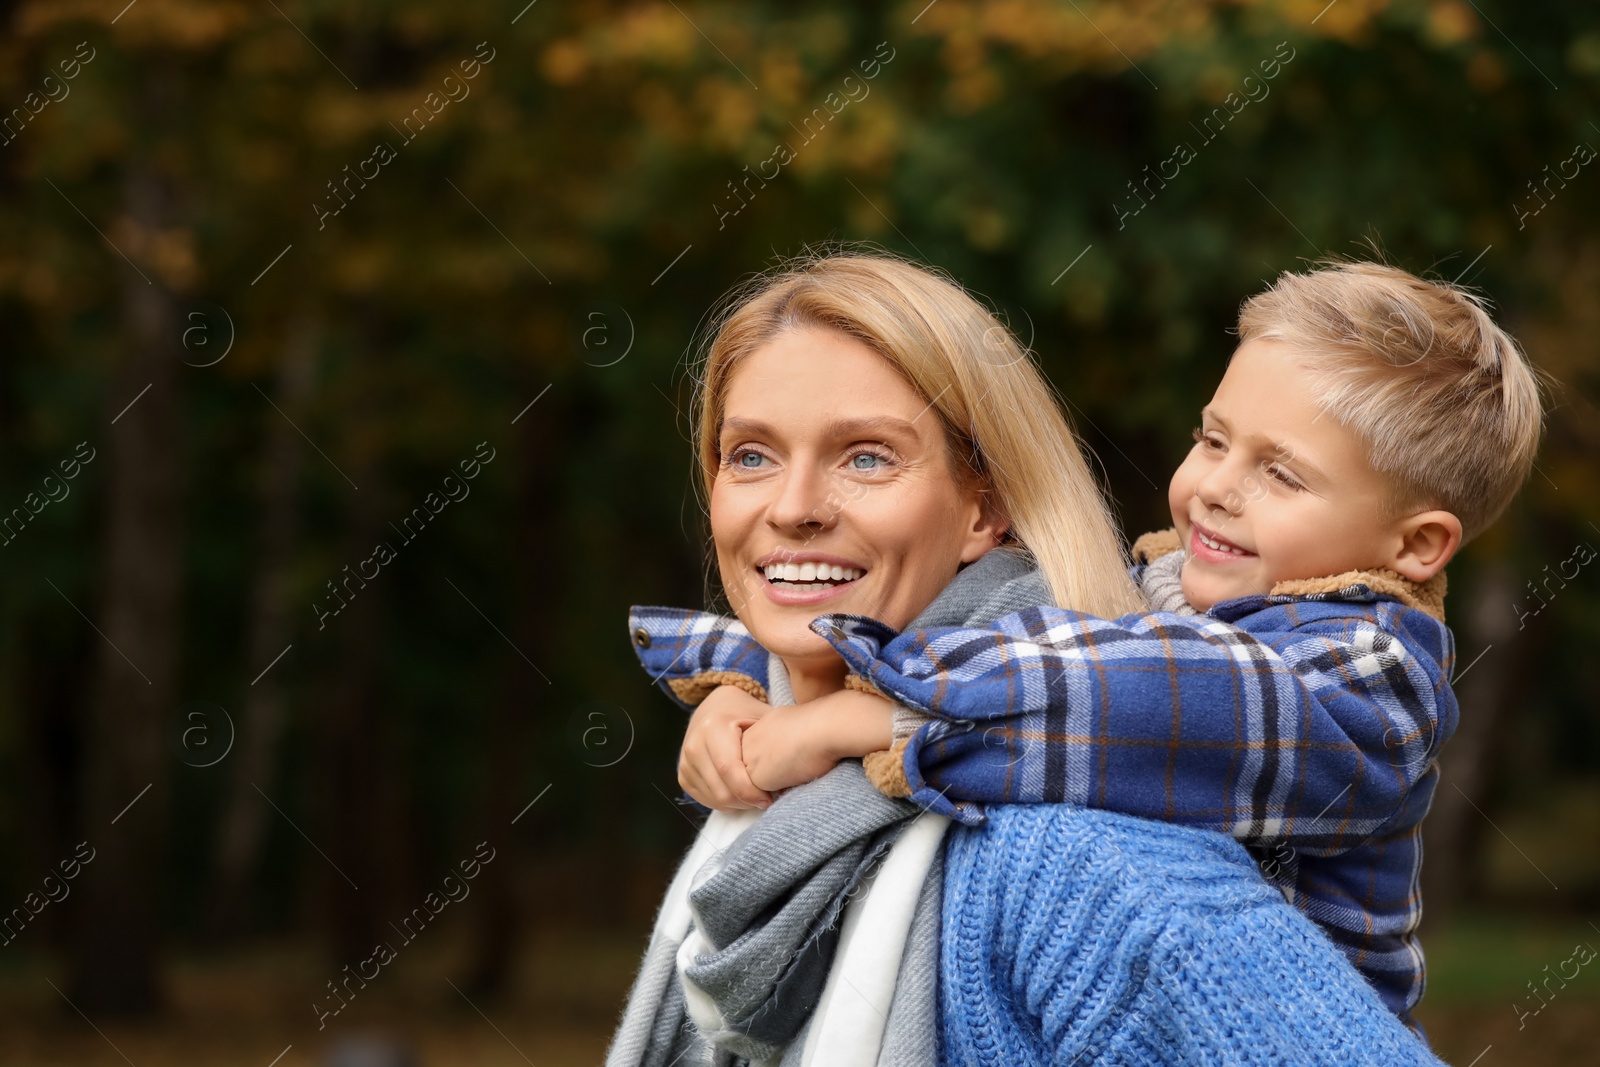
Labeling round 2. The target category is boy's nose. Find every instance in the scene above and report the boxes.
[1193,459,1246,518]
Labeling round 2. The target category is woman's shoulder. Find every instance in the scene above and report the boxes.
[947,802,1269,905]
[937,804,1449,1066]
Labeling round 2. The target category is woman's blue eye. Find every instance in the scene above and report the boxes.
[851,452,879,470]
[738,450,763,468]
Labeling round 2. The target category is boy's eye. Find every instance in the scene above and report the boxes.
[1264,463,1303,490]
[1191,426,1224,451]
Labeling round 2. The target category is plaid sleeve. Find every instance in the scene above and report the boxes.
[810,605,1453,853]
[627,604,773,713]
[627,604,773,822]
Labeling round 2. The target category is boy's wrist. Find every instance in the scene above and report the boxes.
[841,673,932,744]
[812,687,894,760]
[889,700,934,743]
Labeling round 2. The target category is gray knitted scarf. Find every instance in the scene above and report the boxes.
[1139,546,1199,616]
[605,545,1054,1067]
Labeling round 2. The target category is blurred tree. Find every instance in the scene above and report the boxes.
[209,307,320,936]
[0,0,1594,1029]
[70,118,188,1014]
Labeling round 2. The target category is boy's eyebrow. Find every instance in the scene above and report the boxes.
[1201,406,1330,485]
[721,415,925,442]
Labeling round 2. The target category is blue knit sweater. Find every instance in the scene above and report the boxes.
[628,601,1450,1064]
[940,803,1448,1065]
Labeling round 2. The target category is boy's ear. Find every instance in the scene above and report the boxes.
[1387,510,1462,583]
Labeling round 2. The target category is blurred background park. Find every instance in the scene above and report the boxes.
[0,0,1597,1063]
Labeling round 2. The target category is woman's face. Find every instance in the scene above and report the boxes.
[710,326,1005,688]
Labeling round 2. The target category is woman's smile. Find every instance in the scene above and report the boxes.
[708,325,1005,701]
[756,550,868,604]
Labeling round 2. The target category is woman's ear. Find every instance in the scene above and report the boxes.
[1387,510,1462,583]
[959,484,1011,563]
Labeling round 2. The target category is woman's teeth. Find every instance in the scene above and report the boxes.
[763,562,863,587]
[1198,530,1247,555]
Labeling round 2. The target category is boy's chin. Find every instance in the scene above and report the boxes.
[1178,574,1221,614]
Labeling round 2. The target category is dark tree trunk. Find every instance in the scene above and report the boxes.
[67,159,185,1016]
[318,493,391,965]
[1421,561,1527,917]
[461,381,569,998]
[310,329,410,969]
[209,309,319,937]
[17,628,91,949]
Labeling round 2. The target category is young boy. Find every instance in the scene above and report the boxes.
[686,260,1546,1042]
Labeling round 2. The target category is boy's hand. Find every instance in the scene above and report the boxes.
[679,685,775,812]
[742,688,895,794]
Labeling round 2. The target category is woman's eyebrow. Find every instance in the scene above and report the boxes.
[721,415,924,441]
[720,416,761,438]
[824,415,925,440]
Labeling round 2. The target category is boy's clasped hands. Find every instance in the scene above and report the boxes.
[677,684,895,811]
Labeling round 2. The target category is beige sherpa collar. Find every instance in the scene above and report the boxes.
[1130,528,1447,623]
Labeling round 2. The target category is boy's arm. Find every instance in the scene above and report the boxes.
[813,606,1456,853]
[739,687,894,794]
[678,684,777,812]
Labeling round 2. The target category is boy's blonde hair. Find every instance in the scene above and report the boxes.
[1238,260,1545,542]
[689,246,1145,619]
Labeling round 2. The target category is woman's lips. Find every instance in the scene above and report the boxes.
[1188,523,1256,564]
[758,569,863,607]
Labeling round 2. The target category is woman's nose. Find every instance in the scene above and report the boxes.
[767,460,839,532]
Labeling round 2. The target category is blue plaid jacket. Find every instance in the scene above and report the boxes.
[626,541,1456,1036]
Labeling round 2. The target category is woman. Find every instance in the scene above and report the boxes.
[608,250,1449,1066]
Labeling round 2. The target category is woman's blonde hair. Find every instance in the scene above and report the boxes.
[687,246,1143,618]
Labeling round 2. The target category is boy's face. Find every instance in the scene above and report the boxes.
[1167,338,1409,612]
